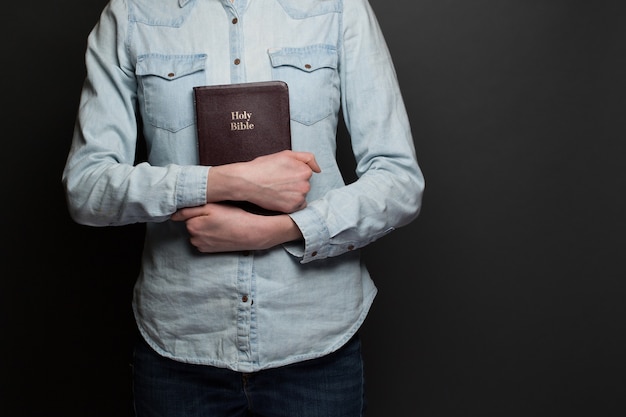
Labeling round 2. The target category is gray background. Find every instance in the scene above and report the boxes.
[2,1,625,415]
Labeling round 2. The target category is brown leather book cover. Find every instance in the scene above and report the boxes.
[193,80,292,215]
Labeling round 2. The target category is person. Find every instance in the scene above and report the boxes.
[62,0,425,415]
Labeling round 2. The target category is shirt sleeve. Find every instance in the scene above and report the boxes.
[61,0,208,227]
[287,0,425,263]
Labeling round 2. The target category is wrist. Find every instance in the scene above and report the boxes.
[206,163,248,203]
[259,214,303,248]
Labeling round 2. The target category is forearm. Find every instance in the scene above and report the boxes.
[172,203,303,252]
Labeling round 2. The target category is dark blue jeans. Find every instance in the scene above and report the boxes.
[132,335,367,417]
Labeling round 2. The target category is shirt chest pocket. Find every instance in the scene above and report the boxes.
[136,54,207,133]
[268,45,339,126]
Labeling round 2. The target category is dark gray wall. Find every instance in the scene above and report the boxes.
[2,1,625,416]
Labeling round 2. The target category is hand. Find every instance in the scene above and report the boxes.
[171,203,303,253]
[208,150,321,213]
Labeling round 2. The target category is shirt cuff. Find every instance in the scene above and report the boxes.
[286,206,330,263]
[175,165,210,209]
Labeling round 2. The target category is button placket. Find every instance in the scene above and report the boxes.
[235,246,254,363]
[226,5,245,83]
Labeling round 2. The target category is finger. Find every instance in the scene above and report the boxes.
[292,151,322,173]
[171,205,208,221]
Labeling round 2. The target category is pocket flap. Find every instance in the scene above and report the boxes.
[136,54,207,80]
[268,45,337,72]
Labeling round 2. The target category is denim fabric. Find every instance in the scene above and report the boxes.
[63,0,424,372]
[132,334,366,417]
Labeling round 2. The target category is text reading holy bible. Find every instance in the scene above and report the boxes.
[193,80,292,214]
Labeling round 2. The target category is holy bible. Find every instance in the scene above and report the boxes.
[193,80,292,215]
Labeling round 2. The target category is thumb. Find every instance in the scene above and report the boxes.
[292,151,322,173]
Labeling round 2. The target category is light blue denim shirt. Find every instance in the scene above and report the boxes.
[63,0,424,372]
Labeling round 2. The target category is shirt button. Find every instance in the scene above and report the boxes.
[232,17,238,24]
[242,295,249,303]
[311,251,318,257]
[348,245,355,251]
[234,58,241,65]
[304,64,311,69]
